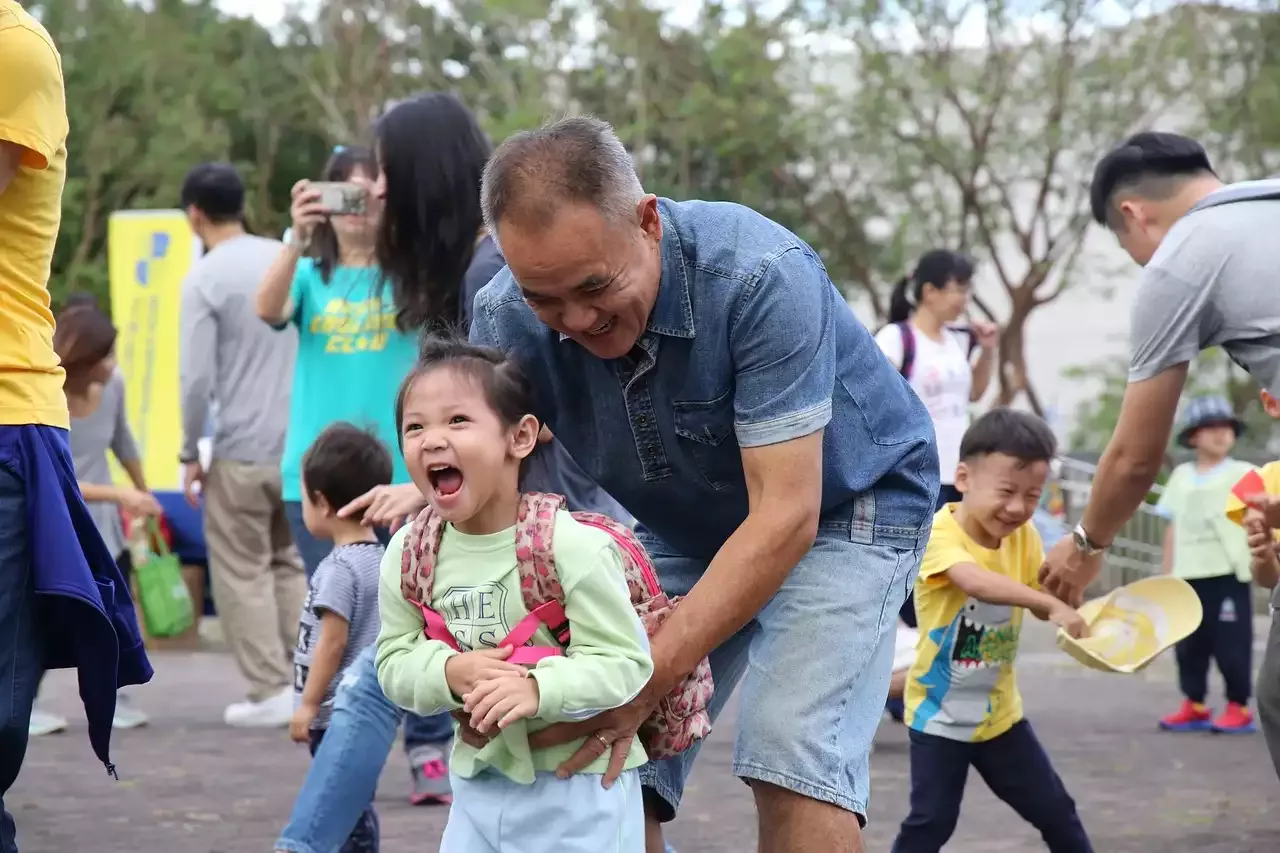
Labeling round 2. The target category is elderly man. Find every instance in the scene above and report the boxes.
[1040,131,1280,775]
[468,115,938,853]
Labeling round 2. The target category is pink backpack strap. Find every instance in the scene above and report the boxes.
[400,506,459,651]
[513,492,570,645]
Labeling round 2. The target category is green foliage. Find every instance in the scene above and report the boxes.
[1065,348,1277,456]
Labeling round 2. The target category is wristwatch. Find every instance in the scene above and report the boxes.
[1071,523,1108,557]
[178,451,199,465]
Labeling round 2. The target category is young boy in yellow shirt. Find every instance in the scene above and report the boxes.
[892,408,1093,853]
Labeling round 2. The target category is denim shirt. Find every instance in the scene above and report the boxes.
[471,199,939,560]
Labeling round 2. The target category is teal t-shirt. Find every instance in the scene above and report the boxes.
[280,259,416,501]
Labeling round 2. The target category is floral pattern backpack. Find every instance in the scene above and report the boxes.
[400,491,715,758]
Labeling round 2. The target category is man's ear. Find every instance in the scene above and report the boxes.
[510,414,540,461]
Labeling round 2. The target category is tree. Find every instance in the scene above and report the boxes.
[1065,349,1277,454]
[805,0,1188,412]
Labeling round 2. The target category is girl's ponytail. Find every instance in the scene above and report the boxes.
[887,275,914,324]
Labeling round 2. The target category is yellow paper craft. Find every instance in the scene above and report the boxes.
[1056,576,1203,674]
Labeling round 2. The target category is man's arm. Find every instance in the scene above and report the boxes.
[647,246,833,687]
[178,276,216,462]
[1079,364,1187,546]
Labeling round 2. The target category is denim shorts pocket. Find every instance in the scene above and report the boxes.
[673,390,738,491]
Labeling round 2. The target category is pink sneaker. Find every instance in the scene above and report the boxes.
[408,745,453,805]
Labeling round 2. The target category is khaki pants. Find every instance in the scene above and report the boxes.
[204,460,307,702]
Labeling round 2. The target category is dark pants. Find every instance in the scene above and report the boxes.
[893,720,1092,853]
[1176,574,1253,705]
[899,484,961,629]
[0,463,38,853]
[309,728,379,852]
[283,501,451,750]
[1258,610,1280,779]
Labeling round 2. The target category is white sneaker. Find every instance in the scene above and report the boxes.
[28,708,68,737]
[113,693,150,730]
[223,686,293,728]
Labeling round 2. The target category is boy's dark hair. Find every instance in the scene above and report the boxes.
[394,335,537,449]
[301,422,394,516]
[960,408,1057,464]
[1089,132,1215,229]
[179,162,246,223]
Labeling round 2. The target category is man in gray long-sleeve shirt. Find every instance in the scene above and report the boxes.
[179,163,305,728]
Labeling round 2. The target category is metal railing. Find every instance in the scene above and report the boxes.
[1052,457,1168,594]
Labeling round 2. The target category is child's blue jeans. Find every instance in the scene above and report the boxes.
[892,719,1092,853]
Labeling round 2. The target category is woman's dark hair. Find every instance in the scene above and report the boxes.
[394,335,535,449]
[310,145,377,283]
[52,302,117,394]
[887,249,976,324]
[374,93,492,333]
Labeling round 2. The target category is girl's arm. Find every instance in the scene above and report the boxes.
[373,535,462,715]
[255,243,304,327]
[970,346,996,400]
[529,544,655,723]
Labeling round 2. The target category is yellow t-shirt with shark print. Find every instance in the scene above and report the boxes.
[904,504,1045,742]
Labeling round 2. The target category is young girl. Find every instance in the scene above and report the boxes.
[374,338,653,852]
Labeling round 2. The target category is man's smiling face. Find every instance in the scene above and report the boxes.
[495,197,664,360]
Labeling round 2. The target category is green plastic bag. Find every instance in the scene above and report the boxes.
[133,520,194,638]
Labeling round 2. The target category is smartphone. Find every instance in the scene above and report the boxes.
[311,181,367,216]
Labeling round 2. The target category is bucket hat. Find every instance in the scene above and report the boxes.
[1176,395,1244,449]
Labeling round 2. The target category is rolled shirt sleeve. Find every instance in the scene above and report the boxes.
[729,246,836,448]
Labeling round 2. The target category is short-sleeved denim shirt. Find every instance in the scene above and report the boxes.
[471,199,939,560]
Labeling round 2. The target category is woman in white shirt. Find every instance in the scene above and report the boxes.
[876,250,997,633]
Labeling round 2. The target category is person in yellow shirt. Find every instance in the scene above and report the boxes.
[0,4,152,849]
[1224,388,1280,780]
[893,408,1092,853]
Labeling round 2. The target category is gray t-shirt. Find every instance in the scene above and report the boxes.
[1129,180,1280,394]
[69,370,140,560]
[292,541,383,730]
[180,233,298,465]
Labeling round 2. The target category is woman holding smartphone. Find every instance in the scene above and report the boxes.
[256,146,456,823]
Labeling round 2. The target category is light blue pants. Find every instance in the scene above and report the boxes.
[440,769,644,853]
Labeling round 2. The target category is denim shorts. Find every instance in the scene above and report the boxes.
[638,504,924,823]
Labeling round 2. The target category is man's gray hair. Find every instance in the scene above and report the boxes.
[480,115,645,236]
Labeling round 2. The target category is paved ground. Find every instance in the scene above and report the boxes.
[9,618,1280,852]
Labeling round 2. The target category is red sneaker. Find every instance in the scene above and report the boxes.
[1158,699,1213,732]
[1212,702,1257,734]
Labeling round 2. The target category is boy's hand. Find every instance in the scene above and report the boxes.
[464,673,540,733]
[1245,509,1274,558]
[290,703,317,744]
[444,646,526,698]
[1048,601,1089,639]
[1244,493,1280,530]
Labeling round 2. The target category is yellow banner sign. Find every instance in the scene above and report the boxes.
[108,210,199,491]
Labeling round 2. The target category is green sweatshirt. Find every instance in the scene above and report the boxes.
[375,511,654,784]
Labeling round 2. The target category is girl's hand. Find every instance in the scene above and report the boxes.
[289,179,327,242]
[971,319,999,351]
[443,647,524,698]
[464,673,540,733]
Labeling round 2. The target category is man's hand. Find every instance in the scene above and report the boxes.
[1039,536,1103,608]
[971,319,999,352]
[339,483,426,532]
[442,647,524,698]
[290,702,317,744]
[526,678,665,786]
[1047,600,1089,639]
[181,462,205,508]
[464,673,540,733]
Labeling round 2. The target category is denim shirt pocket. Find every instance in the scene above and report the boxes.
[673,390,739,491]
